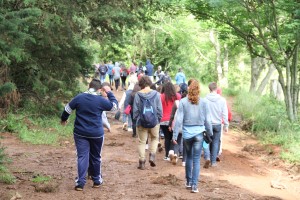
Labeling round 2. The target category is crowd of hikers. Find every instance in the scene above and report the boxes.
[61,59,232,194]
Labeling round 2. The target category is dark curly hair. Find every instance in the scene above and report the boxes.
[138,75,152,89]
[161,82,177,104]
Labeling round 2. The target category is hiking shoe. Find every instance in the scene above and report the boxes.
[203,160,210,169]
[75,185,83,191]
[171,154,178,165]
[185,181,192,189]
[191,185,199,193]
[216,156,221,162]
[92,181,103,188]
[122,123,128,131]
[163,157,170,161]
[211,163,217,167]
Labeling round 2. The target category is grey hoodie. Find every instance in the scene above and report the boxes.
[206,92,229,127]
[133,90,162,127]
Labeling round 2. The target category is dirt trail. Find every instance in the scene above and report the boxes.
[1,91,299,200]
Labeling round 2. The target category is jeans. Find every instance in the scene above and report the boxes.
[203,143,210,160]
[100,74,106,83]
[184,133,203,187]
[210,124,222,164]
[137,124,160,160]
[122,113,132,128]
[160,125,174,158]
[74,134,104,187]
[174,133,186,162]
[109,75,114,86]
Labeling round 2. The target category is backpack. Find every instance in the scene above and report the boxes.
[138,92,158,128]
[98,65,107,75]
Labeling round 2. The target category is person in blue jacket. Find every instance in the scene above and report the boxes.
[61,78,118,191]
[145,59,154,82]
[175,68,186,85]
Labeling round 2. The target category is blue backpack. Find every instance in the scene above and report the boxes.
[138,92,158,128]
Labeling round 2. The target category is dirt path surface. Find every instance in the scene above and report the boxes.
[1,91,300,200]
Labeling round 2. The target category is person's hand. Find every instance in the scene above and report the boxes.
[102,85,111,93]
[100,89,108,97]
[168,126,172,132]
[172,139,177,145]
[61,121,68,126]
[224,126,228,133]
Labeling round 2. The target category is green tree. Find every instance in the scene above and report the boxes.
[186,0,300,121]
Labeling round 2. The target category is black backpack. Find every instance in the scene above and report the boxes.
[138,92,158,128]
[98,65,107,75]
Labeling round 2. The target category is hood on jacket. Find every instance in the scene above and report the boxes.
[137,90,157,99]
[206,93,222,102]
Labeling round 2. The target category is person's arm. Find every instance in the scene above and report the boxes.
[204,101,213,137]
[61,97,77,125]
[118,92,126,109]
[156,93,162,122]
[168,102,178,129]
[173,100,184,142]
[133,93,140,120]
[100,86,118,111]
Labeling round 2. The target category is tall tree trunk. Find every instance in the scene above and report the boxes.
[222,44,229,88]
[249,56,267,92]
[256,64,275,94]
[209,30,222,83]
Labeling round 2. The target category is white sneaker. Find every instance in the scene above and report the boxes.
[145,144,149,150]
[127,128,133,132]
[182,162,186,167]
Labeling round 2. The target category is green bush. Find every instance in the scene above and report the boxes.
[234,90,300,163]
[0,146,16,184]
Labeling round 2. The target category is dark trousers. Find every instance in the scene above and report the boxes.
[74,134,104,187]
[109,75,114,86]
[114,78,120,91]
[160,125,174,158]
[131,112,137,137]
[121,76,127,89]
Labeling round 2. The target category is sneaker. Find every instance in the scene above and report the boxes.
[127,128,133,132]
[216,156,221,162]
[211,163,217,167]
[122,123,128,131]
[171,154,178,165]
[92,181,103,188]
[163,157,170,161]
[179,155,183,159]
[191,185,199,193]
[185,181,192,189]
[75,185,83,191]
[182,162,186,167]
[145,144,149,150]
[203,160,210,169]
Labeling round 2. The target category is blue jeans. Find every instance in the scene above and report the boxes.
[184,133,203,187]
[210,124,222,164]
[74,134,104,187]
[100,74,106,83]
[122,113,132,128]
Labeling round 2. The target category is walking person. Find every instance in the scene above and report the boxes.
[172,79,212,193]
[60,79,118,191]
[112,62,121,91]
[120,64,129,90]
[169,83,188,166]
[206,82,229,167]
[145,59,154,82]
[160,82,181,161]
[98,62,108,83]
[133,76,162,169]
[107,61,114,87]
[175,68,186,85]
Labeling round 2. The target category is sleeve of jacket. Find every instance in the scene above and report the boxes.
[168,103,177,127]
[100,92,118,111]
[173,100,184,141]
[61,96,77,122]
[204,100,213,137]
[133,93,140,120]
[156,92,162,122]
[222,98,229,127]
